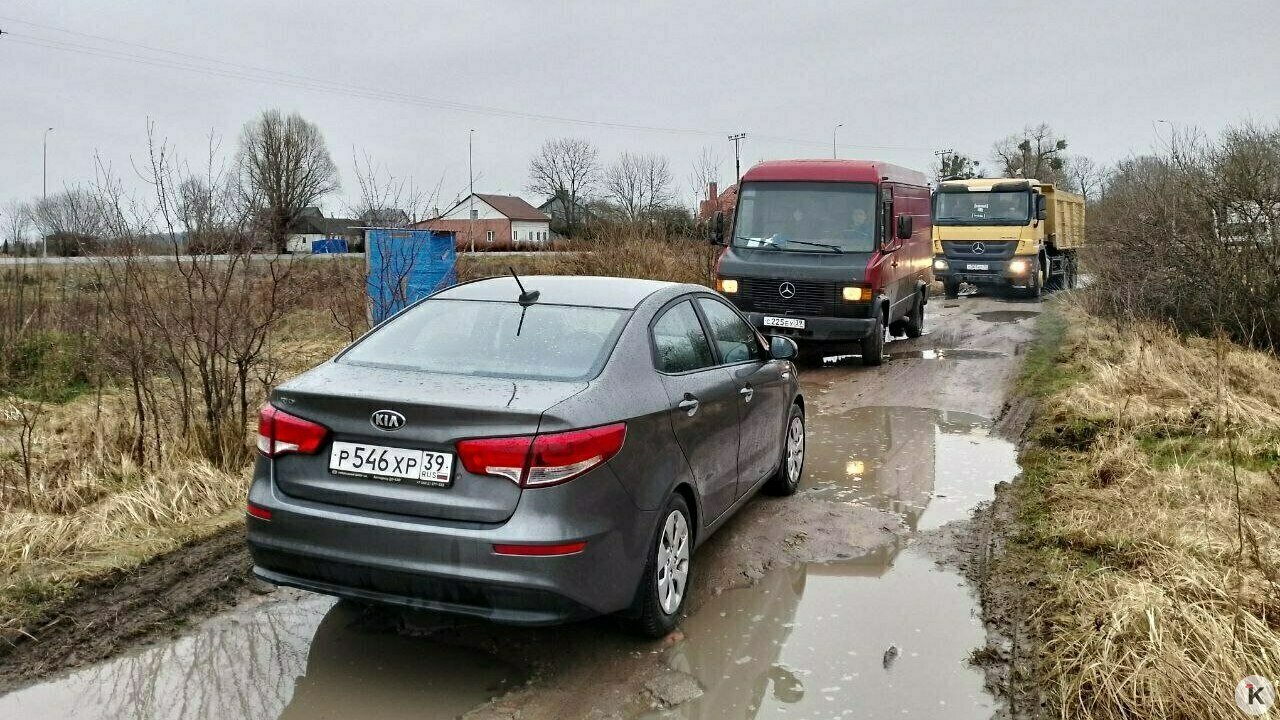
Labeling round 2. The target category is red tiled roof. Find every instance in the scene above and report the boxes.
[475,194,550,221]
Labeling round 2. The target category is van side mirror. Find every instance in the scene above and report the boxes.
[769,335,798,361]
[709,211,726,246]
[1035,195,1047,220]
[896,215,913,240]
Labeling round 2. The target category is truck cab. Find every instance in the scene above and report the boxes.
[712,160,933,366]
[931,178,1085,298]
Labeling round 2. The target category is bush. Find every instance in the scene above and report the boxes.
[1085,121,1280,350]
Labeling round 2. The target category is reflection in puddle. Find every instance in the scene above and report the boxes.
[974,310,1039,323]
[645,407,1018,720]
[886,348,1007,361]
[0,597,522,719]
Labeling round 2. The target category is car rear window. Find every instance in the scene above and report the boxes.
[339,299,629,381]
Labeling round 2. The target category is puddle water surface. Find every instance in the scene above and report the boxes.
[643,406,1019,719]
[0,596,522,719]
[974,310,1039,323]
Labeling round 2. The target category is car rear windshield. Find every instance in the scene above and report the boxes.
[339,299,630,381]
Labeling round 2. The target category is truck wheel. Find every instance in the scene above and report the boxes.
[903,293,925,338]
[943,280,960,299]
[1026,263,1043,299]
[860,311,886,367]
[1066,255,1078,289]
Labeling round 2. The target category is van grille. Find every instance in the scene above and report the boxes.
[737,277,834,316]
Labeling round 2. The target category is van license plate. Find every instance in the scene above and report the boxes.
[763,316,805,330]
[329,441,453,486]
[966,263,989,270]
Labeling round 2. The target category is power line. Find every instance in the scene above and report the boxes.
[0,16,936,154]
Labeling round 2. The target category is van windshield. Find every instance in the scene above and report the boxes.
[732,182,878,253]
[339,299,629,381]
[935,190,1031,226]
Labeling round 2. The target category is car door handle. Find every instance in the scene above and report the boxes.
[739,386,754,402]
[677,395,700,416]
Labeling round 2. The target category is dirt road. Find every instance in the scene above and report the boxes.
[0,292,1040,720]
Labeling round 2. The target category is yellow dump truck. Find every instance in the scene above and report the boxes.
[931,178,1084,298]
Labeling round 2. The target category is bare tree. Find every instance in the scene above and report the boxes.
[237,110,340,253]
[32,187,106,255]
[347,149,444,228]
[527,138,599,235]
[991,123,1069,183]
[686,146,723,210]
[1063,155,1106,202]
[605,152,673,223]
[2,200,31,256]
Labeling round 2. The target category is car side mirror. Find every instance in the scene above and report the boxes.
[896,215,913,240]
[709,211,726,246]
[769,335,798,361]
[1035,195,1047,220]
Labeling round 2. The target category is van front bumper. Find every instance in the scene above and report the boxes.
[744,312,876,344]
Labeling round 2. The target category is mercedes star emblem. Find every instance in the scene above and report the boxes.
[971,242,987,255]
[778,282,796,299]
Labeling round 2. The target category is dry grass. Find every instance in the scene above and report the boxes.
[1017,300,1280,719]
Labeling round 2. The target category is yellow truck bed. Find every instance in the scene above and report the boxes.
[1042,185,1086,251]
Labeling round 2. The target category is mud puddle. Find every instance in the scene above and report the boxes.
[886,348,1007,361]
[640,407,1019,719]
[0,595,522,719]
[974,310,1039,323]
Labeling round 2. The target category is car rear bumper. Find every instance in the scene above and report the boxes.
[743,311,876,344]
[246,463,656,625]
[932,256,1035,288]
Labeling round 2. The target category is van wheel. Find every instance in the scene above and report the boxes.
[629,494,692,638]
[765,405,805,496]
[903,294,925,338]
[860,312,886,367]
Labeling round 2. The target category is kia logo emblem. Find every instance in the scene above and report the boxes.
[971,242,986,255]
[778,282,796,299]
[371,410,406,431]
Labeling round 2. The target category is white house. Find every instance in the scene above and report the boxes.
[415,194,551,249]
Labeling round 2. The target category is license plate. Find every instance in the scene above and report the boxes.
[966,263,989,271]
[329,441,453,486]
[763,316,806,329]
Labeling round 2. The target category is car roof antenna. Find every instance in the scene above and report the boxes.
[509,267,540,306]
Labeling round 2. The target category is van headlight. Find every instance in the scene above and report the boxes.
[717,278,739,294]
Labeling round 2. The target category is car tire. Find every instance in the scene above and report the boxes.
[943,280,960,299]
[903,293,925,339]
[629,494,693,638]
[764,404,805,496]
[860,311,886,367]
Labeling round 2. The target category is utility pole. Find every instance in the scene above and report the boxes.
[934,148,954,179]
[728,133,747,184]
[833,124,843,159]
[468,129,475,253]
[42,127,53,258]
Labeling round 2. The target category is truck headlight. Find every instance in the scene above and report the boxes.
[717,278,739,294]
[1008,259,1029,274]
[933,259,948,271]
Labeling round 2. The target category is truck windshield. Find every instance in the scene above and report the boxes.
[732,182,878,253]
[934,191,1030,226]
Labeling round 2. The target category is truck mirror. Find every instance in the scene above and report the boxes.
[896,215,913,240]
[709,211,726,246]
[1036,195,1047,221]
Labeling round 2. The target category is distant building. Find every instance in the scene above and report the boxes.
[697,182,738,222]
[285,207,361,253]
[414,194,551,250]
[538,195,596,236]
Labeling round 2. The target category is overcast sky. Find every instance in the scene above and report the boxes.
[2,0,1278,217]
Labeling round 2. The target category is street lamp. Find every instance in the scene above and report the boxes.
[468,129,475,253]
[833,124,843,159]
[42,127,53,258]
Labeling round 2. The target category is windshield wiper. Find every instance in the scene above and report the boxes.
[734,235,781,249]
[781,239,844,254]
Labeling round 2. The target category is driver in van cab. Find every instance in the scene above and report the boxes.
[844,207,874,244]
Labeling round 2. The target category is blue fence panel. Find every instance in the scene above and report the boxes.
[365,229,457,324]
[311,237,348,254]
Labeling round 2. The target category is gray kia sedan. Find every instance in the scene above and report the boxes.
[247,275,805,636]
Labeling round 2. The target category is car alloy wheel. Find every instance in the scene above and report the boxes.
[656,509,690,615]
[786,415,805,484]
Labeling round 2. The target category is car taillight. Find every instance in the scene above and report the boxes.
[456,423,626,488]
[256,404,329,458]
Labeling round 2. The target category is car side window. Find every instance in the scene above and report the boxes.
[696,298,765,364]
[651,300,716,373]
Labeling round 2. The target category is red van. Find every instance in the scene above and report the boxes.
[710,160,933,365]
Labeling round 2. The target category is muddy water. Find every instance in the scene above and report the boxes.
[0,596,522,719]
[974,310,1039,323]
[643,407,1019,719]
